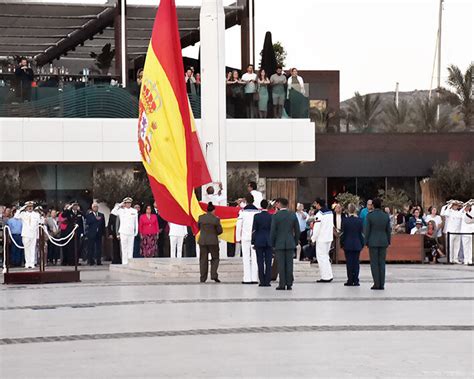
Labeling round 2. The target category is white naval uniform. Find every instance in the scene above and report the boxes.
[311,208,334,280]
[250,190,263,209]
[461,210,474,265]
[441,206,462,263]
[169,223,187,258]
[236,205,260,283]
[14,209,41,268]
[111,205,138,265]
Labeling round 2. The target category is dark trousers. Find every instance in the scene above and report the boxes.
[275,249,294,288]
[10,234,23,266]
[344,249,361,284]
[87,236,102,264]
[256,246,273,285]
[133,235,141,258]
[47,240,60,262]
[61,230,74,265]
[369,247,387,288]
[111,237,121,264]
[199,244,219,282]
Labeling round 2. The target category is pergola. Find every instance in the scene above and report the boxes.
[0,0,248,76]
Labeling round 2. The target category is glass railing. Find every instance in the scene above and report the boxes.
[0,73,310,119]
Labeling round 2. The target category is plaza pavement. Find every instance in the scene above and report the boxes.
[0,263,473,378]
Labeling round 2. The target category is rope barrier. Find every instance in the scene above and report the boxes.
[2,224,78,273]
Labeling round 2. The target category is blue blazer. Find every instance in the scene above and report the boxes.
[340,215,364,251]
[85,212,105,239]
[251,211,272,248]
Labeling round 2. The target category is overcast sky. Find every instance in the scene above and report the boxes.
[26,0,473,100]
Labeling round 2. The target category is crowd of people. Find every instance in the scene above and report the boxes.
[183,64,306,119]
[1,185,472,290]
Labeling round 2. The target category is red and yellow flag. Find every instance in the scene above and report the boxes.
[138,0,238,242]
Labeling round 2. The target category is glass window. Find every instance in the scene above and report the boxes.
[356,177,386,202]
[327,177,356,205]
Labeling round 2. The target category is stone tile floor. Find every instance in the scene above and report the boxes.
[0,263,473,378]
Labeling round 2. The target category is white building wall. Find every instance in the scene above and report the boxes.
[0,118,315,163]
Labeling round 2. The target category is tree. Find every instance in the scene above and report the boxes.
[92,168,153,207]
[272,41,287,68]
[310,107,337,133]
[0,168,20,206]
[335,192,360,210]
[90,43,115,74]
[446,63,474,130]
[378,188,410,211]
[381,100,413,132]
[431,161,474,201]
[346,92,382,133]
[413,97,455,132]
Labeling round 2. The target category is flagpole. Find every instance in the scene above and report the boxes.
[200,0,228,258]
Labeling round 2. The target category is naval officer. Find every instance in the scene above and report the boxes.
[111,197,139,265]
[311,198,334,283]
[14,201,41,269]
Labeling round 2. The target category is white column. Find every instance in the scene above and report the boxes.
[200,0,227,258]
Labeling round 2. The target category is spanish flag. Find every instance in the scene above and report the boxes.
[138,0,238,242]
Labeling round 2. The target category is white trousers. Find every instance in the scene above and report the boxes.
[22,237,36,268]
[241,240,258,283]
[316,241,333,280]
[170,236,184,258]
[120,234,135,265]
[448,234,461,263]
[461,235,472,264]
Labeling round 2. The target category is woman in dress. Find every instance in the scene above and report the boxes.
[257,69,270,118]
[228,70,244,118]
[138,205,159,257]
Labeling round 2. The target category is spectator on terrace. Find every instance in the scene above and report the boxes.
[408,208,426,232]
[195,73,201,95]
[15,57,34,102]
[410,219,426,235]
[227,70,244,118]
[270,65,287,118]
[359,199,373,224]
[286,68,305,98]
[241,64,258,118]
[185,67,197,95]
[424,220,444,263]
[257,69,270,118]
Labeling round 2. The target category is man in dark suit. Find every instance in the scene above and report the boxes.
[252,199,273,287]
[365,198,391,290]
[340,203,364,286]
[85,202,106,265]
[154,201,169,257]
[107,210,121,264]
[197,203,223,283]
[270,198,300,290]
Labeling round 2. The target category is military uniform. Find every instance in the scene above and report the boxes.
[461,201,474,265]
[111,198,138,265]
[14,202,41,269]
[441,202,463,263]
[236,204,260,283]
[311,207,334,281]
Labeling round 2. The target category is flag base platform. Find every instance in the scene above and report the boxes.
[3,270,80,285]
[109,258,319,282]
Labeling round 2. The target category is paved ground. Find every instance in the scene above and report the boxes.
[0,263,473,378]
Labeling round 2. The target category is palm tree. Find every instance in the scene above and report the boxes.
[346,92,382,133]
[381,99,413,132]
[413,97,454,133]
[446,63,473,130]
[310,107,337,133]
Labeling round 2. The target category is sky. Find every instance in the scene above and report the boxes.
[18,0,474,100]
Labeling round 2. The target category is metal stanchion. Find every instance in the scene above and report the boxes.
[5,230,10,275]
[446,232,450,264]
[74,232,78,272]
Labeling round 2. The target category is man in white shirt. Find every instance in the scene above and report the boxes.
[311,198,334,282]
[111,197,138,265]
[241,64,257,118]
[440,200,463,264]
[14,201,41,269]
[203,182,226,206]
[236,193,260,284]
[247,181,263,209]
[461,201,474,265]
[169,223,187,258]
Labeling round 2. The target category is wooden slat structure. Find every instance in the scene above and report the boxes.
[266,178,297,210]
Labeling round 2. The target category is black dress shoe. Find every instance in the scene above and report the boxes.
[200,280,206,283]
[213,278,221,283]
[317,278,333,283]
[251,281,259,284]
[344,282,352,286]
[371,285,379,290]
[258,283,264,287]
[242,281,254,284]
[97,262,102,266]
[353,283,360,286]
[263,284,271,287]
[276,287,285,290]
[286,286,292,290]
